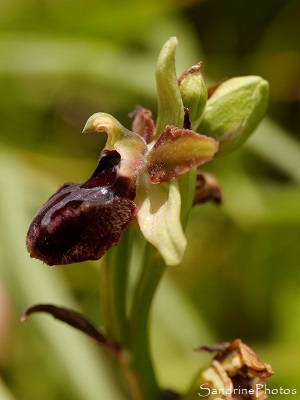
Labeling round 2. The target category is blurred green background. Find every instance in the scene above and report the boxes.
[1,0,300,399]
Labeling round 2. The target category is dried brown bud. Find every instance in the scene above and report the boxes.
[193,171,222,206]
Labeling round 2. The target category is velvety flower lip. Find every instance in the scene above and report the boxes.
[26,151,137,266]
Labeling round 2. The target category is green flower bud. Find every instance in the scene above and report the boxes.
[197,76,269,155]
[178,62,208,129]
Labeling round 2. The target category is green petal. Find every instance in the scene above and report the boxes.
[155,37,184,136]
[135,173,186,266]
[147,125,218,184]
[197,76,269,155]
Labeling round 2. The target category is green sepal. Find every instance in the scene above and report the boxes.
[155,37,184,137]
[83,112,147,181]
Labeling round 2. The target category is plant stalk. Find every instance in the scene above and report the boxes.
[127,243,166,400]
[101,226,133,346]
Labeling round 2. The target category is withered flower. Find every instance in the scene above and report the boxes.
[195,339,274,400]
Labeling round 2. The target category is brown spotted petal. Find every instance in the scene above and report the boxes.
[26,152,137,266]
[196,339,274,400]
[147,125,218,184]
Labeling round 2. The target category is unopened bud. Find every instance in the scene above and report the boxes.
[197,76,269,155]
[178,62,207,129]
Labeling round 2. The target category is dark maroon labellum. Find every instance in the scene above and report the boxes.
[26,152,137,266]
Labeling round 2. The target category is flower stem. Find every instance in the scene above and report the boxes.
[127,243,166,400]
[178,168,197,228]
[101,226,133,346]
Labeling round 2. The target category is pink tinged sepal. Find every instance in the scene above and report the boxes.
[147,125,219,184]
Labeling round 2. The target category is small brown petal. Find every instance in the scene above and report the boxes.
[207,78,228,98]
[183,108,192,130]
[128,106,155,144]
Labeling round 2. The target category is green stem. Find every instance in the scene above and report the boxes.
[100,228,166,399]
[127,243,166,400]
[101,226,133,346]
[178,168,197,228]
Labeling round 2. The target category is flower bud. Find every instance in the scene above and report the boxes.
[197,76,269,155]
[178,62,207,128]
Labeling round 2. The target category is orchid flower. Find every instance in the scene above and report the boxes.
[26,37,268,267]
